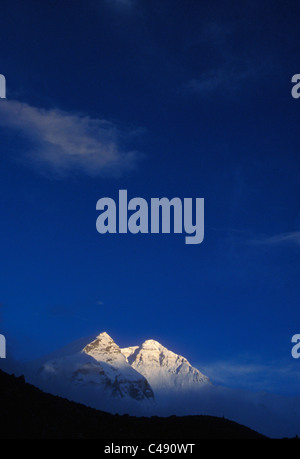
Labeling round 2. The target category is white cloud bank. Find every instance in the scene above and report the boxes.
[0,100,139,177]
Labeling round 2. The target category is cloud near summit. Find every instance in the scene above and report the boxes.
[0,100,140,177]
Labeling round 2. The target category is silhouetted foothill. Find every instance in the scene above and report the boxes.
[0,370,266,439]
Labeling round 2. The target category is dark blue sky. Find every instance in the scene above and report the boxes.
[0,0,300,395]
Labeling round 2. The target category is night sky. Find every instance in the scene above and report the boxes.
[0,0,300,395]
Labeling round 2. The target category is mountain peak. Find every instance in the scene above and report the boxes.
[121,339,210,391]
[82,332,124,365]
[141,339,163,349]
[95,331,112,340]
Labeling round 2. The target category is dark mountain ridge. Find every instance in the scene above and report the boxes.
[0,370,266,439]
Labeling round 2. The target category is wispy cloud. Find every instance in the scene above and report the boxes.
[184,66,257,96]
[250,231,300,247]
[0,100,140,177]
[198,359,300,393]
[183,19,269,97]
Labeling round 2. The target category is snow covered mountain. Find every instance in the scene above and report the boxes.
[32,332,154,406]
[26,332,209,414]
[121,339,210,391]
